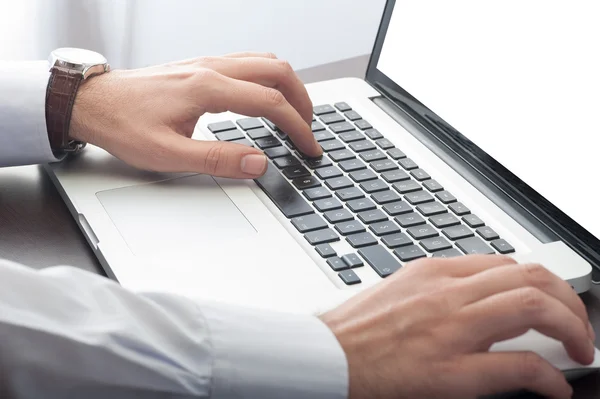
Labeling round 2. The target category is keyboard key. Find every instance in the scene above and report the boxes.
[370,159,398,173]
[476,226,500,241]
[360,150,387,162]
[316,165,343,179]
[371,190,401,205]
[436,191,457,204]
[407,224,439,240]
[314,131,335,142]
[344,110,362,121]
[237,118,264,130]
[292,214,328,233]
[463,214,485,228]
[375,138,395,150]
[254,164,314,218]
[283,165,311,179]
[293,176,321,190]
[491,239,515,254]
[423,180,444,192]
[360,179,389,193]
[342,253,364,268]
[255,136,282,149]
[327,256,348,272]
[411,169,431,181]
[339,269,361,285]
[321,139,345,152]
[365,129,384,140]
[347,198,377,212]
[442,225,475,240]
[321,113,345,125]
[355,119,373,130]
[325,176,353,190]
[349,140,377,152]
[339,159,366,172]
[286,141,297,150]
[215,129,244,141]
[347,232,378,248]
[314,197,343,212]
[420,237,453,253]
[393,180,422,194]
[208,120,236,133]
[329,122,356,134]
[349,169,378,183]
[313,104,336,115]
[404,191,435,205]
[329,149,355,162]
[449,202,471,216]
[399,158,419,170]
[262,118,278,131]
[382,232,413,248]
[359,245,402,277]
[395,212,425,227]
[358,209,388,224]
[304,187,331,201]
[339,131,364,143]
[231,138,254,147]
[433,248,463,258]
[274,155,301,169]
[456,237,495,255]
[325,209,354,223]
[382,170,410,183]
[335,220,366,235]
[264,146,291,159]
[370,220,401,236]
[275,130,288,140]
[316,243,336,258]
[336,186,365,201]
[311,121,326,132]
[383,200,412,216]
[387,148,407,160]
[246,127,272,140]
[334,102,352,112]
[394,245,427,262]
[305,228,339,245]
[430,213,461,228]
[416,202,447,216]
[306,157,333,169]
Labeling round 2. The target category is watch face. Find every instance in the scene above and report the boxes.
[52,48,107,66]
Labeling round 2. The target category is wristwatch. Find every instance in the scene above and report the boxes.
[45,48,110,153]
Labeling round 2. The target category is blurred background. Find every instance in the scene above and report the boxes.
[0,0,384,69]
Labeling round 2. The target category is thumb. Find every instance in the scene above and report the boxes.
[168,134,268,178]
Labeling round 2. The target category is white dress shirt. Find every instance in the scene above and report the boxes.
[0,61,348,399]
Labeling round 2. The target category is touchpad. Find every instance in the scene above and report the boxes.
[96,174,256,257]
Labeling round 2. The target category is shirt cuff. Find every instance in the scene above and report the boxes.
[0,61,60,167]
[201,302,349,399]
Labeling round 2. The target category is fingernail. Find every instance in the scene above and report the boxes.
[241,154,267,176]
[589,339,596,360]
[589,321,596,341]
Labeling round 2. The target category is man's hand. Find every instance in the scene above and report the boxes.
[321,255,595,399]
[69,52,321,178]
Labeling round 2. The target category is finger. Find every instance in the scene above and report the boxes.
[200,56,313,126]
[457,287,594,365]
[460,262,591,338]
[427,254,517,277]
[223,51,278,59]
[154,132,268,178]
[197,71,321,157]
[449,352,572,399]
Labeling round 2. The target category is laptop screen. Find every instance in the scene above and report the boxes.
[376,1,600,239]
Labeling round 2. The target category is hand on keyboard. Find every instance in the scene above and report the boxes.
[320,255,595,399]
[69,52,321,178]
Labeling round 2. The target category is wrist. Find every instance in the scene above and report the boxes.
[69,72,112,146]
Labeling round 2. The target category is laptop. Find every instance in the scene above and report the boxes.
[46,0,599,353]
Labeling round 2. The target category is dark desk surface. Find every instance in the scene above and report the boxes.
[1,55,600,398]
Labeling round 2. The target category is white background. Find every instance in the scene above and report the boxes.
[0,0,384,70]
[378,0,600,238]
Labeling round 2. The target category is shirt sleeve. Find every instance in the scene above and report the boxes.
[0,259,348,399]
[0,61,61,167]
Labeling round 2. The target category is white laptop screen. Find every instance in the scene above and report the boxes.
[377,1,600,238]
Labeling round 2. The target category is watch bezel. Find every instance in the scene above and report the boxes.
[48,48,110,79]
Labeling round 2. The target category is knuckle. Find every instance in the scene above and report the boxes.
[194,67,220,83]
[276,59,294,77]
[497,255,518,265]
[265,52,278,59]
[203,143,227,175]
[264,88,287,108]
[519,287,545,313]
[194,56,214,66]
[519,352,546,382]
[522,263,553,289]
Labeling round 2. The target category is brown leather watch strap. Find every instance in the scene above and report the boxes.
[45,66,85,152]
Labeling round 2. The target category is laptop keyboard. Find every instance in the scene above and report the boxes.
[207,102,515,286]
